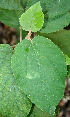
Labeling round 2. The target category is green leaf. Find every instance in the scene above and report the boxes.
[40,12,70,33]
[0,0,23,10]
[29,106,55,117]
[11,36,67,115]
[0,7,24,28]
[0,44,32,117]
[26,0,70,33]
[19,1,44,32]
[55,105,60,115]
[67,65,70,79]
[37,29,70,58]
[65,55,70,65]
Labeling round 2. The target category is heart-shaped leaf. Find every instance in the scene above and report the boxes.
[19,2,44,32]
[0,44,32,117]
[11,36,67,115]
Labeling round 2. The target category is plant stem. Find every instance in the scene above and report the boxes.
[20,25,22,42]
[25,28,32,43]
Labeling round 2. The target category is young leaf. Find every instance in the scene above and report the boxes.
[0,44,32,117]
[19,1,44,32]
[26,0,70,33]
[11,36,67,115]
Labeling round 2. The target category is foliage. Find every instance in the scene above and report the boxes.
[0,0,70,33]
[11,36,67,115]
[37,29,70,58]
[26,0,70,33]
[65,55,70,65]
[29,105,54,117]
[0,0,23,10]
[0,44,32,117]
[0,7,24,28]
[67,66,70,79]
[19,2,44,32]
[0,0,70,116]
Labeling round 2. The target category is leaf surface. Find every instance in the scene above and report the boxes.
[0,0,29,28]
[37,29,70,58]
[40,12,70,33]
[65,55,70,65]
[0,44,32,117]
[29,105,55,117]
[0,7,24,28]
[19,2,44,32]
[26,0,70,33]
[0,0,23,10]
[11,36,67,115]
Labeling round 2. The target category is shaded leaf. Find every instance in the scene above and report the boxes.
[40,12,70,33]
[0,7,24,28]
[29,105,55,117]
[0,44,32,117]
[0,0,23,10]
[37,29,70,58]
[67,66,70,79]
